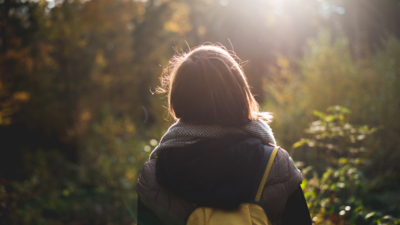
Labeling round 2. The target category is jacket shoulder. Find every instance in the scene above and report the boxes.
[136,159,194,225]
[266,147,302,187]
[260,147,303,222]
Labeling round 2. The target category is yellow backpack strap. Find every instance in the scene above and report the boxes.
[255,146,280,202]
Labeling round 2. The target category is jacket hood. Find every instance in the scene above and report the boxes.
[156,135,274,209]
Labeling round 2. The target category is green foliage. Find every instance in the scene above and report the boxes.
[293,105,376,173]
[78,111,149,190]
[296,107,400,225]
[264,30,360,148]
[264,30,400,189]
[0,110,163,224]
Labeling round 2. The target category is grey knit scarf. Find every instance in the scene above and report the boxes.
[149,119,276,159]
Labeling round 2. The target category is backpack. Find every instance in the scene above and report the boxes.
[186,145,280,225]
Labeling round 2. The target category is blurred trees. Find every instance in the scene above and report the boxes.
[0,0,399,224]
[264,30,400,185]
[264,30,400,223]
[0,0,156,223]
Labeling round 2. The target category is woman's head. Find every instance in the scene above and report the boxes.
[158,45,271,126]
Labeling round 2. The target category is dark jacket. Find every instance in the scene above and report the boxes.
[136,135,310,225]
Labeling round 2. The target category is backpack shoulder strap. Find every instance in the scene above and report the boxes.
[255,146,280,202]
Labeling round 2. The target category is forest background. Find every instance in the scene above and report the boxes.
[0,0,399,224]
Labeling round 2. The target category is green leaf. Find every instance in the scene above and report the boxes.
[327,105,351,114]
[293,138,310,148]
[313,110,326,119]
[365,212,376,219]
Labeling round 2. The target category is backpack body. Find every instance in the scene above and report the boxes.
[186,146,280,225]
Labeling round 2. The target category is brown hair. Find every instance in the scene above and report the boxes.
[157,45,272,126]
